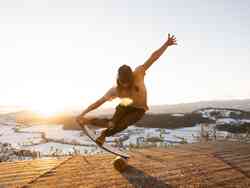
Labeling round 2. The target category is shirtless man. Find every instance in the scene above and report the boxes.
[77,34,177,146]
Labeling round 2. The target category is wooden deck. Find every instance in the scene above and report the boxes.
[0,141,250,187]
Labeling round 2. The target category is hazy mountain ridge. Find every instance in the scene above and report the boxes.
[149,99,250,114]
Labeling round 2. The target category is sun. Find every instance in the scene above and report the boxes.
[22,80,77,118]
[30,103,63,117]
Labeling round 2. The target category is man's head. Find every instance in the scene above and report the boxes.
[117,64,133,88]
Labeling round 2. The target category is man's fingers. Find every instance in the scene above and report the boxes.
[172,40,176,43]
[167,33,178,45]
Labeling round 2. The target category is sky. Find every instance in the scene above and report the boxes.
[0,0,250,114]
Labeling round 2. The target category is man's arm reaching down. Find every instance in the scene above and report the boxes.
[79,87,116,117]
[79,97,107,117]
[142,33,177,72]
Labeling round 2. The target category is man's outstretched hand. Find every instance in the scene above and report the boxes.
[166,33,177,46]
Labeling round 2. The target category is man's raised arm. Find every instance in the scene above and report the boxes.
[142,33,177,71]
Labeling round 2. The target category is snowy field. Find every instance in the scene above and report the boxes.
[21,124,92,145]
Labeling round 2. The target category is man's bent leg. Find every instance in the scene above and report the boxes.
[77,116,110,128]
[102,107,145,137]
[87,105,128,129]
[88,117,110,128]
[96,105,130,145]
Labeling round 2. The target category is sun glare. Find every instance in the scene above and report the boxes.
[30,103,63,117]
[22,80,76,117]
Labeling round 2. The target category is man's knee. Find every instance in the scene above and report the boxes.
[108,121,115,128]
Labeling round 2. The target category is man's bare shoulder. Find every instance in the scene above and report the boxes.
[134,65,146,77]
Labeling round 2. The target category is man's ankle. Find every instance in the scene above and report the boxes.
[96,134,106,146]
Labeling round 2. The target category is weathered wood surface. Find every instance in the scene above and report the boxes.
[0,141,250,188]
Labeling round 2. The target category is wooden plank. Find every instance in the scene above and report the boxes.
[0,141,249,187]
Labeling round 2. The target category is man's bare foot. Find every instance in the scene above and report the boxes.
[96,134,106,146]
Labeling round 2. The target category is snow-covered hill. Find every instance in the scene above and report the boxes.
[195,107,250,133]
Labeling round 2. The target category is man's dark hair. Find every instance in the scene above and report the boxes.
[116,64,134,93]
[118,65,133,84]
